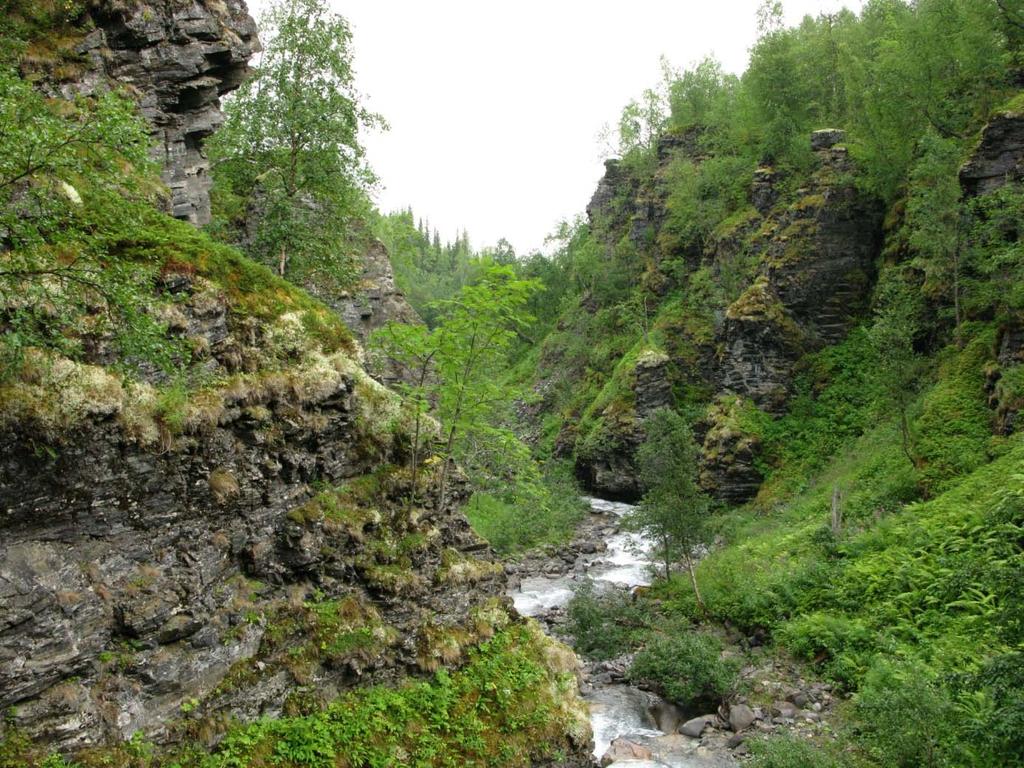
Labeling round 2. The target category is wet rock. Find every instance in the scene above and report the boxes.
[680,715,713,738]
[600,737,653,765]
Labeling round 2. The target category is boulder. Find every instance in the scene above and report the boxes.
[771,700,798,719]
[679,715,713,738]
[600,738,654,765]
[728,703,757,732]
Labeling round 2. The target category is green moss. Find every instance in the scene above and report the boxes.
[712,205,761,239]
[303,597,397,667]
[435,548,504,585]
[793,193,826,212]
[996,91,1024,116]
[286,479,385,538]
[914,329,1000,495]
[725,278,803,345]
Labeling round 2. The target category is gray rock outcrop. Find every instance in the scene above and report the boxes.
[69,0,260,224]
[961,110,1024,196]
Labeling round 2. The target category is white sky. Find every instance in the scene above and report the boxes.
[247,1,860,254]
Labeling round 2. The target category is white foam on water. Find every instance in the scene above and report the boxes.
[510,496,734,768]
[510,575,575,616]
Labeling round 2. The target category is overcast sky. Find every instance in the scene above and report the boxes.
[248,1,860,254]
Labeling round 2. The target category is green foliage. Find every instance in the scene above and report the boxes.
[660,153,754,254]
[0,63,171,378]
[372,266,548,523]
[429,265,539,504]
[464,463,586,554]
[965,182,1024,320]
[869,270,926,469]
[913,330,997,495]
[665,56,738,132]
[373,208,482,327]
[747,734,846,768]
[208,0,382,285]
[628,408,709,583]
[906,131,965,330]
[626,630,738,710]
[778,612,876,689]
[565,580,648,660]
[193,624,583,768]
[756,327,883,494]
[853,659,959,768]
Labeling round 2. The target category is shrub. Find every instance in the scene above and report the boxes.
[627,629,738,711]
[464,463,586,554]
[566,580,647,660]
[853,659,958,768]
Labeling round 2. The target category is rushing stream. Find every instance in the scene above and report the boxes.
[509,497,734,768]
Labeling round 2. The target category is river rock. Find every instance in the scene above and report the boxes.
[728,703,757,732]
[600,738,654,765]
[680,715,713,738]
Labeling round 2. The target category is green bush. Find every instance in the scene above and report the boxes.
[566,581,647,660]
[465,463,586,554]
[627,630,738,711]
[853,659,959,768]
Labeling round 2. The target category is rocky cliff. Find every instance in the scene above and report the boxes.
[0,3,590,763]
[311,238,424,384]
[560,129,883,503]
[60,0,259,224]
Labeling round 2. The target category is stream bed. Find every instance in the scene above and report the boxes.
[508,498,736,768]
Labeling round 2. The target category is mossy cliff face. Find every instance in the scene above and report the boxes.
[717,140,883,415]
[0,4,591,764]
[0,257,589,762]
[564,130,883,504]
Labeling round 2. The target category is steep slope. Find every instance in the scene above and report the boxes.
[0,3,590,765]
[533,128,882,503]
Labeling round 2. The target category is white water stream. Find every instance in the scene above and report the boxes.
[509,497,733,767]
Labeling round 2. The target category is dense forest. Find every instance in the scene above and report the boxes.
[1,0,1023,767]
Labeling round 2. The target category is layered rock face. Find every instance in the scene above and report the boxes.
[311,239,424,384]
[0,388,511,751]
[0,4,588,761]
[967,107,1024,436]
[960,109,1024,196]
[69,0,260,224]
[328,241,421,343]
[571,130,883,504]
[717,138,882,414]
